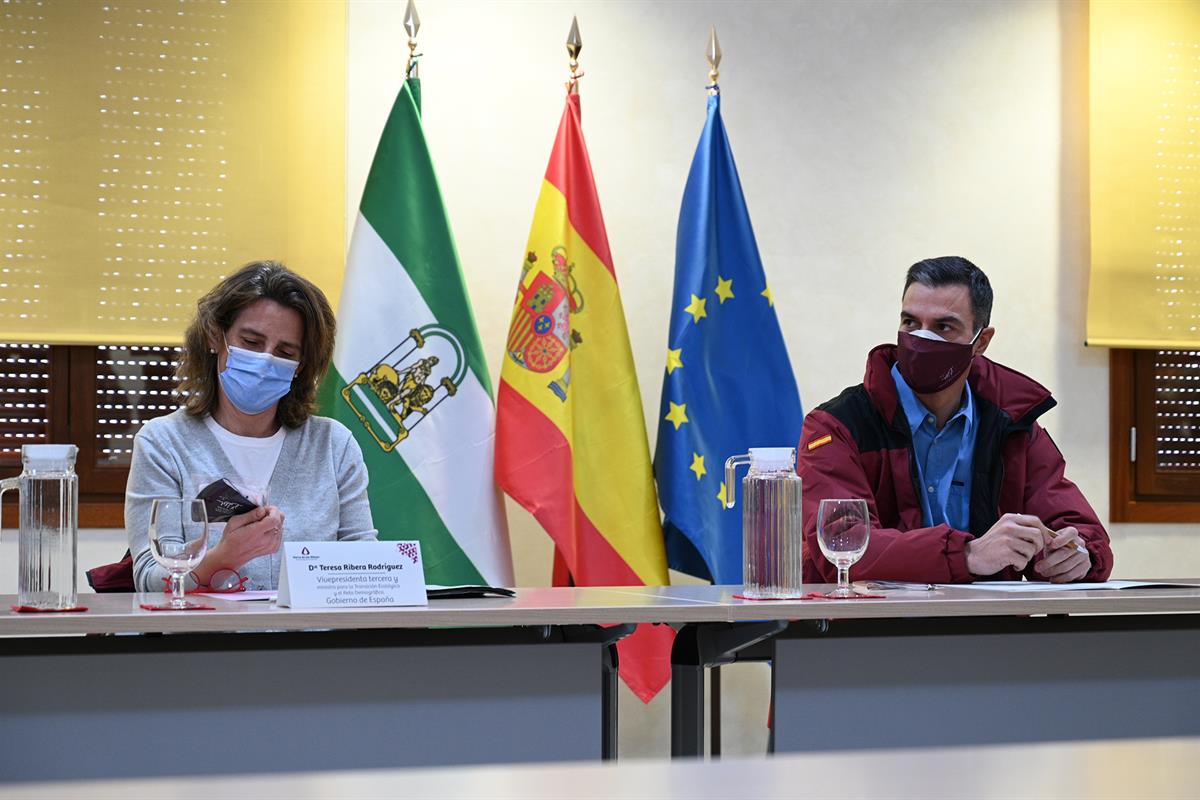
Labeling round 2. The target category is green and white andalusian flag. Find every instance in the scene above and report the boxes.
[317,78,513,586]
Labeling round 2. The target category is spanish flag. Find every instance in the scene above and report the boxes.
[495,91,673,702]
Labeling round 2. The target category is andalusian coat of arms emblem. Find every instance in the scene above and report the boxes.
[341,325,466,452]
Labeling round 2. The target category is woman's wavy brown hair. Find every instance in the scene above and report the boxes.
[178,261,336,429]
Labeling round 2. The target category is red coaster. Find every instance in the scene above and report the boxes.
[139,602,216,612]
[10,605,89,613]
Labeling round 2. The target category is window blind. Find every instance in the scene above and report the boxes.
[0,342,49,464]
[0,0,345,345]
[1088,0,1200,348]
[1151,350,1200,472]
[94,344,181,466]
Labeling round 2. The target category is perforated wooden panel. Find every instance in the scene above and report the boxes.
[1151,350,1200,473]
[93,345,182,466]
[0,342,50,465]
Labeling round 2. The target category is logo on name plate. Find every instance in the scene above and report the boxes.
[395,542,420,565]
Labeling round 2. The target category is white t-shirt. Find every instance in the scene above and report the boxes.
[204,415,286,497]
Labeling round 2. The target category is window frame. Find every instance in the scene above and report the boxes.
[1110,349,1200,522]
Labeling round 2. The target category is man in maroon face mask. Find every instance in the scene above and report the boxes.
[797,256,1113,584]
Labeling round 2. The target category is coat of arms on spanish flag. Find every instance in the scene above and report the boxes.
[495,86,674,703]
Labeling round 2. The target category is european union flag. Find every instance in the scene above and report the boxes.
[654,91,804,584]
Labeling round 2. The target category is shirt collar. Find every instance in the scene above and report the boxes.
[890,363,974,435]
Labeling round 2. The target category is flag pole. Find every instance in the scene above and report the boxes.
[404,0,421,79]
[566,16,583,94]
[706,25,721,95]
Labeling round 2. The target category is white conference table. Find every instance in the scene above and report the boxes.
[0,586,733,635]
[0,587,717,783]
[600,583,1200,757]
[7,582,1200,636]
[2,735,1197,800]
[5,583,1200,778]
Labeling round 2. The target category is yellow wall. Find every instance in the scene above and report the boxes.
[0,1,345,344]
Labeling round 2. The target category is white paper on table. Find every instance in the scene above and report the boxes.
[197,590,277,602]
[942,580,1200,593]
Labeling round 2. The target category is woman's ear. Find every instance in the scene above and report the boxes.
[206,325,223,355]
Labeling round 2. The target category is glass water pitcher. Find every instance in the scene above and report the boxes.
[1,444,79,609]
[725,447,802,599]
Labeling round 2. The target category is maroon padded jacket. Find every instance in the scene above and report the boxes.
[797,344,1114,584]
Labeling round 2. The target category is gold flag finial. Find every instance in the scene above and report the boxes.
[566,16,583,93]
[706,25,721,92]
[404,0,421,78]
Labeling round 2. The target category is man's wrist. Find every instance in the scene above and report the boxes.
[963,539,983,576]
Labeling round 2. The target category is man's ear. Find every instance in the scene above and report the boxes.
[973,326,995,357]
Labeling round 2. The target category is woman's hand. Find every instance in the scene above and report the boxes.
[220,506,285,564]
[192,506,284,585]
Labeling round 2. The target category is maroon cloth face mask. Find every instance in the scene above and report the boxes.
[896,329,979,394]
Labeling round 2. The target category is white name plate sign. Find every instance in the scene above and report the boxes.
[277,541,427,608]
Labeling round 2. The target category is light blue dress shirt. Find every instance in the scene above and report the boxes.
[890,363,976,531]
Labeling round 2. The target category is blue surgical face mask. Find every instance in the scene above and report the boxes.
[218,341,300,416]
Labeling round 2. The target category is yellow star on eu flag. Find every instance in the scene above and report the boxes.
[684,294,707,323]
[761,286,774,307]
[715,276,735,304]
[666,347,683,375]
[665,401,689,430]
[689,452,706,480]
[717,481,729,506]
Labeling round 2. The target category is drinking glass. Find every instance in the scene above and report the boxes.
[816,498,870,598]
[147,498,209,609]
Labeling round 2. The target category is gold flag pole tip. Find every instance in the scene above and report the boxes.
[706,25,722,94]
[405,0,422,78]
[566,16,584,92]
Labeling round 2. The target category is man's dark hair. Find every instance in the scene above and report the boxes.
[903,256,993,332]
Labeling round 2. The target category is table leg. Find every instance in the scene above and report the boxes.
[767,643,776,755]
[560,622,635,761]
[601,641,619,760]
[711,666,721,758]
[671,645,706,757]
[670,620,787,758]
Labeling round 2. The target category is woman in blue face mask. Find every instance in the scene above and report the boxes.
[123,261,378,593]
